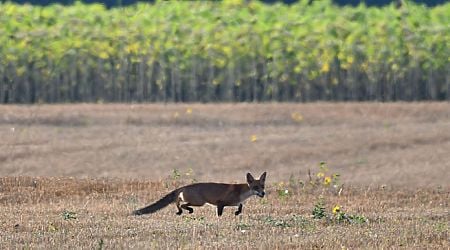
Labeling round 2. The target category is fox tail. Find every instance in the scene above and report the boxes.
[132,188,180,215]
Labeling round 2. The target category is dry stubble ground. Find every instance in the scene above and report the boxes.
[0,102,449,249]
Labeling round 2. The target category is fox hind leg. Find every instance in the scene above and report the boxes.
[181,203,194,214]
[235,204,243,216]
[176,197,183,215]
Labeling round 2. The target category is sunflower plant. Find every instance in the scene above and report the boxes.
[309,162,343,195]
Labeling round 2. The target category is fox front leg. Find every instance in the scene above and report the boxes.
[217,204,225,216]
[235,204,243,216]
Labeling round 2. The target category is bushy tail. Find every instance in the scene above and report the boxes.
[133,189,180,215]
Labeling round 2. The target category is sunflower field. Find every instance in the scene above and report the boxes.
[0,0,448,103]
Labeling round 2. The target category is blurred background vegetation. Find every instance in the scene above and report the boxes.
[7,0,448,7]
[0,0,449,103]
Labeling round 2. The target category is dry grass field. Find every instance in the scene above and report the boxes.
[0,103,449,249]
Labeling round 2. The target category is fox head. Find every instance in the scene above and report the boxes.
[246,172,267,198]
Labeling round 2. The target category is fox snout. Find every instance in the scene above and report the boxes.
[257,191,265,198]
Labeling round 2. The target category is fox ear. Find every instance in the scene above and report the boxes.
[247,173,255,184]
[259,172,267,182]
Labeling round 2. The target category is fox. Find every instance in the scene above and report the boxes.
[133,172,266,216]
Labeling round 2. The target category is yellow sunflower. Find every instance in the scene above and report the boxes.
[333,205,341,214]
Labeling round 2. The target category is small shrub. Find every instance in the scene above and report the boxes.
[346,214,368,224]
[312,197,326,219]
[62,210,77,220]
[235,222,251,231]
[276,182,291,199]
[171,169,181,180]
[97,239,104,250]
[262,216,291,228]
